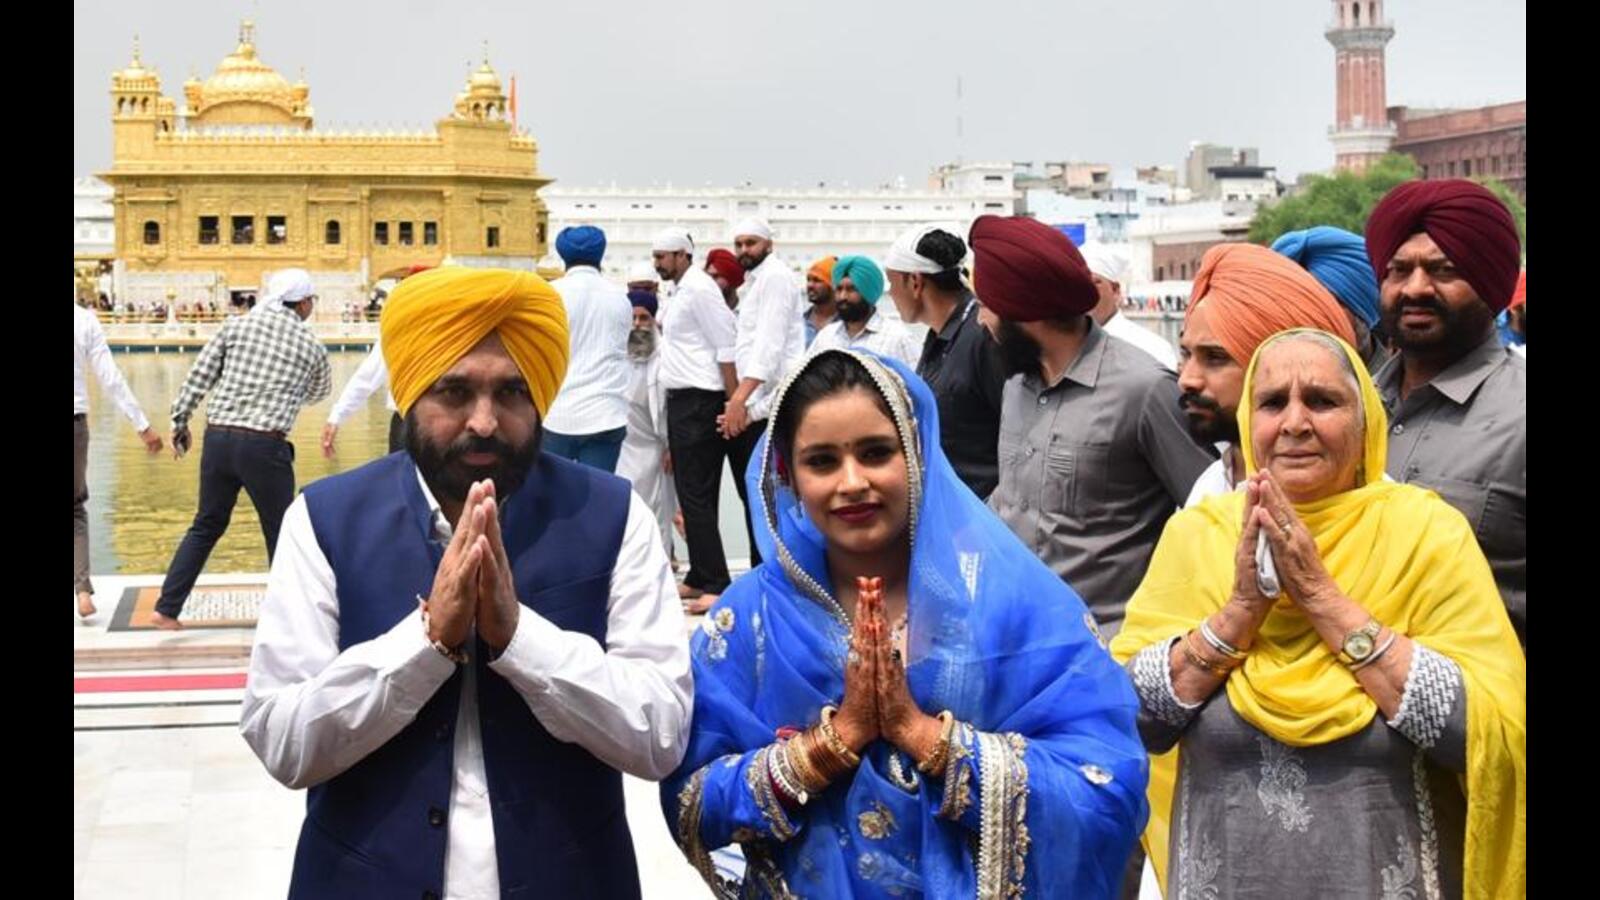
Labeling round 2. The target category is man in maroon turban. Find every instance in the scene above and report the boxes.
[1366,179,1526,643]
[969,215,1213,641]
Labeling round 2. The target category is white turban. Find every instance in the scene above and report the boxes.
[1078,242,1131,287]
[884,223,961,274]
[731,217,773,241]
[651,227,694,254]
[265,268,315,305]
[627,261,659,284]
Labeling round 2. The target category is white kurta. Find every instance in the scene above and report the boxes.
[240,468,693,899]
[616,351,677,557]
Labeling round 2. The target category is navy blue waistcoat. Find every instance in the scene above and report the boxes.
[288,451,641,899]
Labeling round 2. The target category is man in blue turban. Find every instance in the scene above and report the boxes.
[810,254,921,366]
[1271,225,1387,369]
[555,224,607,269]
[545,224,634,472]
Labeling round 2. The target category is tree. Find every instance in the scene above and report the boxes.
[1247,154,1526,255]
[1248,154,1418,244]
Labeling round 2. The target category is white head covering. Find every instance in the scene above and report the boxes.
[265,268,315,305]
[651,227,694,254]
[731,217,774,241]
[627,261,660,284]
[1078,241,1131,286]
[884,223,963,274]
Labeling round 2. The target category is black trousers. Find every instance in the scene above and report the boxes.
[666,389,736,593]
[156,429,296,618]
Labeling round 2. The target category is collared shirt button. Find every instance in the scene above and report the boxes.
[1037,395,1049,406]
[1392,423,1404,435]
[428,806,446,828]
[1025,447,1035,457]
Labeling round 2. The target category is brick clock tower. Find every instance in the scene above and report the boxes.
[1327,1,1397,172]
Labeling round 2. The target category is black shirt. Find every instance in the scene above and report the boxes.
[917,296,1007,499]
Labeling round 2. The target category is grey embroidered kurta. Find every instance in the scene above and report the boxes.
[1128,638,1469,900]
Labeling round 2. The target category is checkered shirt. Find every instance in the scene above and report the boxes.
[170,302,332,433]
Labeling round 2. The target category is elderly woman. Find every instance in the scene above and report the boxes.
[1110,329,1525,899]
[663,349,1149,897]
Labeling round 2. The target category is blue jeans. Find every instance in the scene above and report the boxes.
[543,426,628,474]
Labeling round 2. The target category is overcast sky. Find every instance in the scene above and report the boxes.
[74,0,1525,187]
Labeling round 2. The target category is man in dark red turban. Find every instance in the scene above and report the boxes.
[969,214,1213,640]
[1366,179,1526,643]
[704,248,744,309]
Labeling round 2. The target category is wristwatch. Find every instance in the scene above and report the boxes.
[1337,619,1383,667]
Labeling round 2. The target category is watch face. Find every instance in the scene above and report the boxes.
[1347,632,1375,659]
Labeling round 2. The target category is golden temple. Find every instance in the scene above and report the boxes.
[97,21,552,311]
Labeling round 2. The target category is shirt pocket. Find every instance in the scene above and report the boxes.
[1479,480,1525,564]
[1042,437,1081,515]
[1416,474,1489,535]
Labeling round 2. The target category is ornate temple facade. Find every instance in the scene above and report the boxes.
[98,22,551,313]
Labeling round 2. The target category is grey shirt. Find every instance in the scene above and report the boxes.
[988,321,1214,637]
[1128,638,1469,900]
[1374,332,1526,643]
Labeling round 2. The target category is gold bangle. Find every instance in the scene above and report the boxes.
[818,706,862,768]
[1181,630,1232,676]
[917,710,957,775]
[784,734,829,793]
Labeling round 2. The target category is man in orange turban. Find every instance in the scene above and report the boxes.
[1177,242,1356,508]
[241,266,692,898]
[803,255,838,347]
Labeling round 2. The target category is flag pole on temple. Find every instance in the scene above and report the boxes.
[510,75,518,128]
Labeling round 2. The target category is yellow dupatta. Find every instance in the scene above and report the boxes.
[1109,329,1525,898]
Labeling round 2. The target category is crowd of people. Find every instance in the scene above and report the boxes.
[71,176,1525,898]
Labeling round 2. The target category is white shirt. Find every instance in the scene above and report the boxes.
[74,305,149,431]
[326,338,397,424]
[1511,343,1526,359]
[1103,312,1179,371]
[725,253,805,421]
[658,266,737,393]
[542,266,634,435]
[240,468,693,900]
[809,307,923,368]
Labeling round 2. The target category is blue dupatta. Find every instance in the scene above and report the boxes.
[662,350,1148,898]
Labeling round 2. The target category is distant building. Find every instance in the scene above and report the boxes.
[1185,144,1259,199]
[1389,102,1526,203]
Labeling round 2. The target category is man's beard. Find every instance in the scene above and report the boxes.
[1381,295,1494,356]
[1178,391,1240,444]
[738,248,769,271]
[994,319,1043,380]
[835,298,871,323]
[628,326,658,360]
[806,286,833,306]
[405,411,542,508]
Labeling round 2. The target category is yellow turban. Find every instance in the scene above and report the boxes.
[380,267,569,416]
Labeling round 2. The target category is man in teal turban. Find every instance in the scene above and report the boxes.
[810,254,921,366]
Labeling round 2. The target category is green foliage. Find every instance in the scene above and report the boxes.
[1247,154,1418,244]
[1248,154,1527,258]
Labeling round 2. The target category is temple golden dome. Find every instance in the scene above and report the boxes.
[188,21,311,128]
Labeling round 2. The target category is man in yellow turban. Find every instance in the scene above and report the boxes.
[240,267,692,899]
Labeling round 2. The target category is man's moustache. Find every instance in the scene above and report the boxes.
[1179,392,1224,414]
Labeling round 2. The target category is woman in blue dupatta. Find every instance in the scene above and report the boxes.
[661,349,1148,898]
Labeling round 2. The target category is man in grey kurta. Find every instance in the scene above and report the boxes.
[967,214,1213,640]
[1365,180,1526,644]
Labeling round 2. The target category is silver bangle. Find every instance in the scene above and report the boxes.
[1349,631,1399,672]
[1198,618,1247,661]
